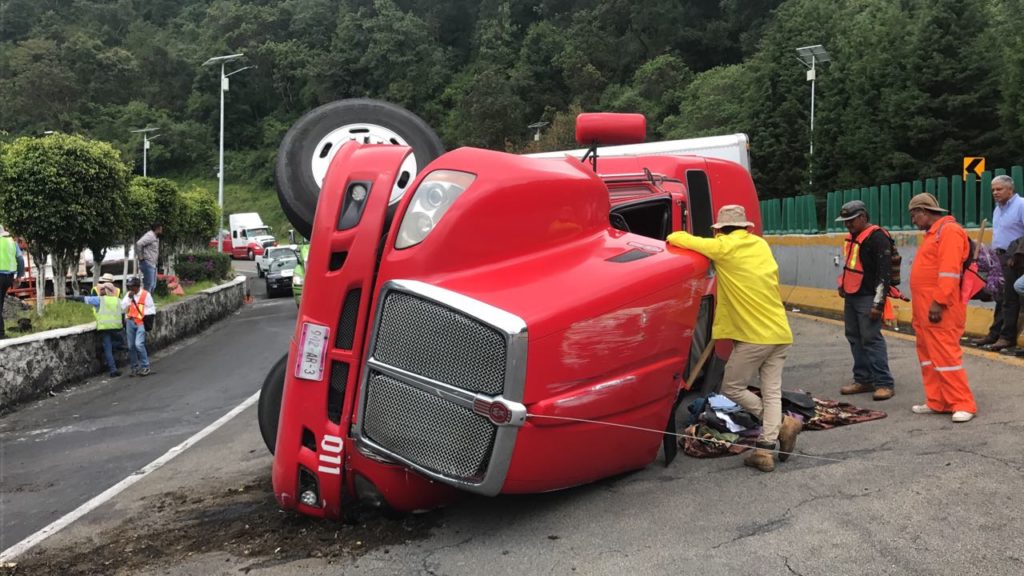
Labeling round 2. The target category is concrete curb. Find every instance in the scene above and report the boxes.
[0,276,248,410]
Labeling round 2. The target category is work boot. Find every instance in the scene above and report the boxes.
[777,416,802,463]
[872,387,895,401]
[970,335,998,348]
[986,338,1015,352]
[744,444,776,473]
[840,382,873,395]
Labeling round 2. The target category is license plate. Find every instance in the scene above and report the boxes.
[295,322,330,381]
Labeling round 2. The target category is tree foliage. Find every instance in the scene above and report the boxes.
[0,133,130,309]
[0,0,1020,205]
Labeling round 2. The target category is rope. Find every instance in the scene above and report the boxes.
[526,413,849,464]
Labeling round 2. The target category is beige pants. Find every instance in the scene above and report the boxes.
[720,342,791,444]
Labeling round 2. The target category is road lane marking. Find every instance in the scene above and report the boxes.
[0,390,261,562]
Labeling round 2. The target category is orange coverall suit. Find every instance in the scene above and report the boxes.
[910,215,977,414]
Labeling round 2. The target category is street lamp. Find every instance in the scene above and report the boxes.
[201,52,253,244]
[528,121,549,142]
[795,44,830,189]
[130,127,160,177]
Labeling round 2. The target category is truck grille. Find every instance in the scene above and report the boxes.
[362,371,496,479]
[373,291,506,395]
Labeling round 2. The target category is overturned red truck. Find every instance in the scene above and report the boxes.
[258,99,762,519]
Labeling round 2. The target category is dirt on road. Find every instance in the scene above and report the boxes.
[2,473,438,576]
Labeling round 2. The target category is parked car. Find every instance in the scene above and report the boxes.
[264,255,299,298]
[257,244,299,278]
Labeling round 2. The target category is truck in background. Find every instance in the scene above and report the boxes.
[210,213,278,260]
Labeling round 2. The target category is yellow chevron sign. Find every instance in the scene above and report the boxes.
[963,157,985,180]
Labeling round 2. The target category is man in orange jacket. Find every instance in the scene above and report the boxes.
[907,193,977,423]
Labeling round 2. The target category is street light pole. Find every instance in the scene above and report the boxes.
[795,45,830,191]
[201,53,248,245]
[130,127,159,177]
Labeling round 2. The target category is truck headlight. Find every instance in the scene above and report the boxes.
[395,170,476,249]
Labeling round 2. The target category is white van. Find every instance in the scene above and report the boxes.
[229,212,277,260]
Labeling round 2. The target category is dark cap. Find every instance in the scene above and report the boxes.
[127,277,142,287]
[835,200,868,222]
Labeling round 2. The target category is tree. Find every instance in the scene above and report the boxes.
[178,187,220,251]
[0,133,130,313]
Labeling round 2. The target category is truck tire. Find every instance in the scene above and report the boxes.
[247,249,255,261]
[258,353,288,454]
[275,98,446,239]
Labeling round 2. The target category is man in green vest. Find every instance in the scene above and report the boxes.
[69,283,125,377]
[0,225,26,340]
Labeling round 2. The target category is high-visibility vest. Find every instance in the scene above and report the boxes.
[0,237,16,272]
[93,295,123,330]
[126,290,149,325]
[839,225,884,294]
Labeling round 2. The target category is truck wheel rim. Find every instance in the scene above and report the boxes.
[310,123,419,205]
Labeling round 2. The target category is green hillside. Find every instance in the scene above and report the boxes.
[176,177,294,243]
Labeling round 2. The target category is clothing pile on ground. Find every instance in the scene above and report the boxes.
[680,390,886,459]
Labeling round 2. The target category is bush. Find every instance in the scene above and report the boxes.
[154,278,170,297]
[176,251,232,283]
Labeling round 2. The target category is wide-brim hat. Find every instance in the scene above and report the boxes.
[99,273,116,283]
[0,225,10,237]
[908,192,948,213]
[710,204,755,229]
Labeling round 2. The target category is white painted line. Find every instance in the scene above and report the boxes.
[0,390,261,562]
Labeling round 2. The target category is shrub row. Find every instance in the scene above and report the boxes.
[176,251,232,283]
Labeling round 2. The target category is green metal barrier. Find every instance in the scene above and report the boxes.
[763,164,1023,235]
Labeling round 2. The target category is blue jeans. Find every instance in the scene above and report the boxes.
[99,329,124,374]
[126,321,149,370]
[140,261,157,292]
[844,294,894,388]
[1015,274,1024,297]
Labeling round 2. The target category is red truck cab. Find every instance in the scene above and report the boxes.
[264,102,761,519]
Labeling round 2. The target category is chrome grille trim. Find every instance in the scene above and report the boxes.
[374,291,507,395]
[354,280,528,496]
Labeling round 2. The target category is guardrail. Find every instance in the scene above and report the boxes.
[759,165,1024,234]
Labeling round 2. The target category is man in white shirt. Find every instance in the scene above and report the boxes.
[122,276,157,376]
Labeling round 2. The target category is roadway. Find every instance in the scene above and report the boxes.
[0,260,296,552]
[3,292,1024,575]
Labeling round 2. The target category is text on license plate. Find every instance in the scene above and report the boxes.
[295,322,330,381]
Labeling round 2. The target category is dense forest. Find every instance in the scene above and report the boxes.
[2,0,1023,202]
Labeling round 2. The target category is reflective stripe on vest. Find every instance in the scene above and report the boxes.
[0,237,16,272]
[838,225,880,294]
[94,296,123,330]
[126,291,148,325]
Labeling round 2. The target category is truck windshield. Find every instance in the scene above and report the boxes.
[247,227,271,237]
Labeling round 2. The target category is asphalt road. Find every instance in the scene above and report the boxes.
[0,261,296,550]
[5,311,1024,575]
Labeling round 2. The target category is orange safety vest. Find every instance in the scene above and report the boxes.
[126,291,148,325]
[838,225,887,294]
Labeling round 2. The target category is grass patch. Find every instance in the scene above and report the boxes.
[3,300,95,336]
[154,279,224,305]
[175,177,294,242]
[4,277,233,336]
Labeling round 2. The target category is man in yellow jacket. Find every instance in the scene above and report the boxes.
[667,205,801,472]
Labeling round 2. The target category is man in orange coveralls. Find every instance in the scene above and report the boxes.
[907,193,977,423]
